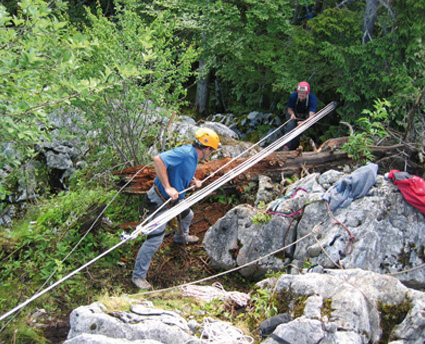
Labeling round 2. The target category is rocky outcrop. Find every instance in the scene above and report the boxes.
[65,302,197,344]
[203,166,425,288]
[203,203,289,277]
[63,158,425,343]
[167,116,256,159]
[1,112,242,226]
[64,269,425,343]
[0,110,89,226]
[258,269,425,344]
[64,301,250,344]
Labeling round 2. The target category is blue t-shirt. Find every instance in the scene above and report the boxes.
[155,144,198,200]
[287,91,317,117]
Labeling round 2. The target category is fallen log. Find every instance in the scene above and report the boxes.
[114,137,422,195]
[113,138,349,194]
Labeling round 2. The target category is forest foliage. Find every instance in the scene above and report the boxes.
[0,0,425,342]
[1,0,424,177]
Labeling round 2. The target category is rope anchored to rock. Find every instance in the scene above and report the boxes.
[0,102,337,323]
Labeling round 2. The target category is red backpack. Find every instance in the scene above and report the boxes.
[387,170,425,215]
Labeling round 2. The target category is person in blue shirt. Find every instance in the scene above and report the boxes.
[132,128,220,290]
[283,81,318,151]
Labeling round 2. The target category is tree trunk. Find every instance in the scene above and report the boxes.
[319,0,327,12]
[362,0,379,44]
[114,140,422,195]
[404,87,425,141]
[214,77,226,113]
[291,1,302,24]
[195,59,210,117]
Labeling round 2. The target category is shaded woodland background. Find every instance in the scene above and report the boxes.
[1,1,424,342]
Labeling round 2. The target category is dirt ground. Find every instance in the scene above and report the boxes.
[146,200,234,288]
[43,199,244,343]
[125,199,241,292]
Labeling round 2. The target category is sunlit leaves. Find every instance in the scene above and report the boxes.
[342,99,393,162]
[66,0,199,166]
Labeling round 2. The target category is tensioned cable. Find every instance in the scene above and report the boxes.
[0,232,132,322]
[125,104,333,232]
[137,227,320,296]
[128,114,296,231]
[0,165,150,331]
[129,101,337,238]
[0,101,336,322]
[42,165,150,290]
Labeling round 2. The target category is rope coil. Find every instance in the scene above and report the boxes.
[181,282,250,307]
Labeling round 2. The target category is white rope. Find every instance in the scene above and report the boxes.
[0,166,151,332]
[130,102,337,239]
[0,238,131,322]
[138,230,315,297]
[0,102,336,322]
[201,117,292,184]
[199,317,254,344]
[387,262,425,275]
[181,282,250,307]
[122,116,295,237]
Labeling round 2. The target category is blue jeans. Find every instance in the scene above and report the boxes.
[133,186,194,279]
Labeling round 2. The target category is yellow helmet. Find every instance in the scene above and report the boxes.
[195,128,220,150]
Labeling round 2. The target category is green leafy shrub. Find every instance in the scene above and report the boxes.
[0,184,139,322]
[210,188,240,205]
[74,1,199,167]
[342,99,392,162]
[0,319,48,344]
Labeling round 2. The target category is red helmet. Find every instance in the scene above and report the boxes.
[297,81,310,94]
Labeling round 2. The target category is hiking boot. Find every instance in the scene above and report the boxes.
[132,277,152,290]
[186,235,199,244]
[174,235,199,245]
